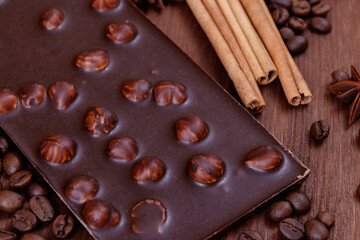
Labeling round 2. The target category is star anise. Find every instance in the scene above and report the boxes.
[130,0,183,9]
[328,65,360,125]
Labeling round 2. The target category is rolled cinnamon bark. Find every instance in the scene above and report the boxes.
[240,0,301,106]
[228,0,277,85]
[187,0,263,112]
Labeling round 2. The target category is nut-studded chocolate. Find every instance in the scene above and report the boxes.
[48,82,77,110]
[41,8,64,30]
[40,135,76,164]
[84,107,117,136]
[18,83,46,108]
[132,157,166,182]
[122,79,152,102]
[188,153,225,184]
[106,22,137,43]
[92,0,120,11]
[0,88,18,114]
[64,176,98,203]
[154,81,187,106]
[175,115,208,143]
[108,136,138,161]
[244,145,282,170]
[131,199,166,235]
[76,50,109,71]
[82,199,120,229]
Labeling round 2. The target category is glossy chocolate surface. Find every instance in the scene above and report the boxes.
[0,0,308,239]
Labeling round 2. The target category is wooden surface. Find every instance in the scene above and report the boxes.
[1,0,360,239]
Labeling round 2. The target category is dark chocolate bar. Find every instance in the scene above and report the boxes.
[0,0,309,239]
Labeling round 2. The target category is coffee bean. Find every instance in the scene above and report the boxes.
[0,190,24,213]
[312,1,331,16]
[285,192,311,214]
[305,219,329,240]
[12,209,38,232]
[331,70,350,83]
[268,201,293,222]
[291,0,311,17]
[0,229,17,240]
[9,170,33,189]
[308,0,320,6]
[3,152,22,176]
[0,136,9,155]
[310,120,329,142]
[272,8,290,26]
[316,211,335,229]
[52,214,75,238]
[286,36,308,55]
[280,27,295,42]
[270,0,291,8]
[29,196,54,222]
[238,230,263,240]
[288,16,308,32]
[310,17,332,34]
[244,145,282,171]
[20,233,46,240]
[27,183,48,197]
[279,218,304,240]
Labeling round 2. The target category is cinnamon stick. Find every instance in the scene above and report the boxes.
[228,0,277,85]
[187,0,263,112]
[240,0,301,106]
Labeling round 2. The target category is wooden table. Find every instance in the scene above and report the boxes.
[1,1,359,239]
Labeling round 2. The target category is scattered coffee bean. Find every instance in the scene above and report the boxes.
[132,157,166,182]
[27,183,48,197]
[272,7,290,26]
[331,70,350,82]
[0,136,9,155]
[280,27,295,42]
[305,219,329,240]
[238,230,263,240]
[3,152,22,176]
[20,233,46,240]
[0,190,24,213]
[288,16,308,32]
[188,154,224,184]
[9,170,33,189]
[29,196,54,222]
[286,36,308,55]
[310,120,330,142]
[279,218,304,240]
[0,229,17,240]
[311,1,331,16]
[285,192,311,214]
[12,210,38,232]
[52,214,75,238]
[268,201,293,222]
[316,211,335,229]
[270,0,292,8]
[244,145,283,171]
[175,115,209,143]
[310,17,332,34]
[291,1,311,17]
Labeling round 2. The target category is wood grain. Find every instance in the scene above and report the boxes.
[1,0,359,239]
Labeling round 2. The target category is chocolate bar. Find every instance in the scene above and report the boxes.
[0,0,309,239]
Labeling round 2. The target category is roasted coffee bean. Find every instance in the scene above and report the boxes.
[176,115,209,143]
[0,229,17,240]
[132,157,166,182]
[83,199,120,228]
[0,88,18,114]
[308,0,320,6]
[20,233,46,240]
[188,154,225,184]
[285,192,311,214]
[84,107,118,136]
[48,81,77,110]
[286,36,308,55]
[12,209,38,232]
[268,201,293,222]
[288,16,308,32]
[41,8,63,30]
[310,17,332,34]
[64,176,98,202]
[52,214,75,238]
[316,211,335,229]
[272,8,290,26]
[280,27,295,42]
[310,120,329,142]
[122,79,152,102]
[106,22,137,43]
[9,170,33,189]
[92,0,120,11]
[29,196,54,222]
[311,1,331,16]
[18,83,46,108]
[40,134,76,164]
[3,152,22,176]
[154,81,187,105]
[238,230,263,240]
[279,218,304,240]
[244,145,282,171]
[27,183,48,197]
[0,136,9,155]
[331,70,350,82]
[0,190,24,213]
[76,49,109,71]
[270,0,291,8]
[108,136,138,161]
[305,219,329,240]
[291,0,311,17]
